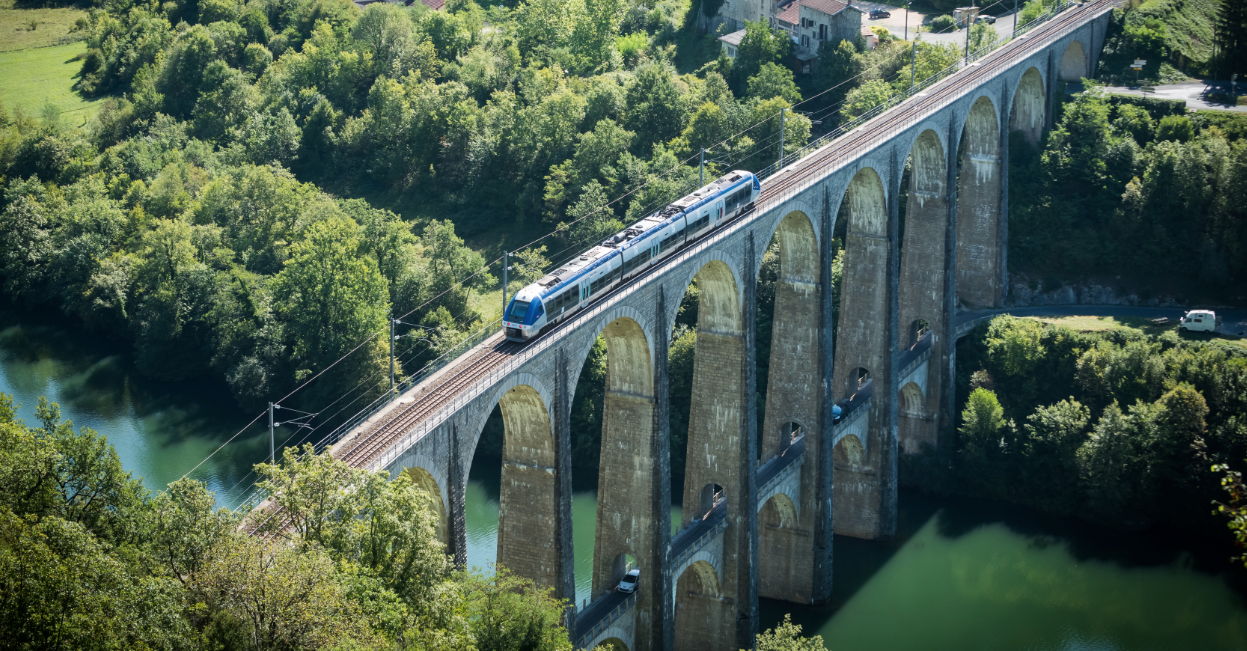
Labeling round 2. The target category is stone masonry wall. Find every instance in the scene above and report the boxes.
[897,130,947,454]
[956,96,1002,309]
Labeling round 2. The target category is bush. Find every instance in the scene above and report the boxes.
[1156,114,1193,142]
[929,14,956,33]
[615,31,647,67]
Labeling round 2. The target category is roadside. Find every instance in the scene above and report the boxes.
[1066,80,1247,113]
[859,2,1021,46]
[956,306,1247,347]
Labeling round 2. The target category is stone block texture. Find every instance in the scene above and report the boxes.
[956,96,1002,309]
[897,130,948,455]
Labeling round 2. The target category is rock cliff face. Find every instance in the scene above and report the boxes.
[1004,275,1183,308]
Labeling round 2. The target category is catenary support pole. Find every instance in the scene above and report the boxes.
[965,16,971,63]
[699,148,705,186]
[502,251,509,317]
[390,318,396,392]
[1012,0,1018,37]
[910,37,917,93]
[778,108,785,165]
[268,402,275,463]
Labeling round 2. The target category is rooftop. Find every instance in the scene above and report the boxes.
[777,0,854,24]
[718,28,747,47]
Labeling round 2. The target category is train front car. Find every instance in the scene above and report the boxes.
[503,288,546,342]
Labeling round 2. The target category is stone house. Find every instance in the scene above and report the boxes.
[776,0,864,72]
[718,0,863,73]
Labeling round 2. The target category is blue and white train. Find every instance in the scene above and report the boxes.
[504,170,760,342]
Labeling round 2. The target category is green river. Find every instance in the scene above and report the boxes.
[4,306,1247,650]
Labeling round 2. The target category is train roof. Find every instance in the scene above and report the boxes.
[670,171,752,210]
[533,245,618,294]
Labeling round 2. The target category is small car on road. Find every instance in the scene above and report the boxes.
[975,14,997,24]
[617,568,640,593]
[869,9,891,19]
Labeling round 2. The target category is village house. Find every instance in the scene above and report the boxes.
[718,0,863,73]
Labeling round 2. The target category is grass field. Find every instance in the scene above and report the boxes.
[0,0,86,52]
[1026,315,1247,350]
[0,40,100,127]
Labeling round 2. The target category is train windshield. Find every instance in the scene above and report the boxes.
[507,300,531,323]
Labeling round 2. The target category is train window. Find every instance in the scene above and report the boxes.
[507,300,530,322]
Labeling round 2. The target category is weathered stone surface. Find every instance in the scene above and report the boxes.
[759,211,822,603]
[898,130,947,456]
[832,168,891,540]
[957,96,1002,310]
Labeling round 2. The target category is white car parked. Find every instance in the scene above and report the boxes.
[1180,310,1221,333]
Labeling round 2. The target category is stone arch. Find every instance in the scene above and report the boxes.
[601,317,653,396]
[831,163,892,541]
[607,551,639,586]
[673,559,727,651]
[833,433,866,467]
[597,637,630,651]
[760,493,798,529]
[591,314,661,612]
[567,305,654,397]
[694,482,726,518]
[1059,39,1087,82]
[495,383,560,589]
[843,366,872,400]
[1010,67,1046,148]
[689,259,742,336]
[680,256,745,524]
[760,209,822,464]
[846,167,888,236]
[957,95,1002,309]
[403,466,448,547]
[907,319,931,348]
[898,382,924,416]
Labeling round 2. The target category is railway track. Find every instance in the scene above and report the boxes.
[245,0,1109,536]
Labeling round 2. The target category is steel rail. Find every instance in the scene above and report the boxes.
[243,0,1112,533]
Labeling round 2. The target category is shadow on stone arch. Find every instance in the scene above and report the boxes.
[673,559,726,651]
[403,466,447,548]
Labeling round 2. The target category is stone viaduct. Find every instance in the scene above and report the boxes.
[326,4,1112,649]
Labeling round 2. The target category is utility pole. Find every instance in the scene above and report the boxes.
[502,250,509,318]
[1012,0,1018,37]
[778,108,785,165]
[965,14,971,63]
[903,1,909,40]
[699,148,705,186]
[390,318,396,392]
[910,36,918,94]
[268,402,275,464]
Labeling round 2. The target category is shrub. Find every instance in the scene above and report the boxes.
[929,14,956,32]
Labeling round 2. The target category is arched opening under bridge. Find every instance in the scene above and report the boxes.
[673,560,728,651]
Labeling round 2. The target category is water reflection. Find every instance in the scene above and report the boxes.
[761,490,1247,651]
[0,304,275,505]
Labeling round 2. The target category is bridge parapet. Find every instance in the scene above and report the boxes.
[574,589,639,650]
[757,436,806,516]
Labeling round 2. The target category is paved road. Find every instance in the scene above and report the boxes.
[956,305,1247,337]
[1085,80,1247,112]
[858,1,1020,45]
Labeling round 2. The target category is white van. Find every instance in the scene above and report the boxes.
[1180,310,1221,333]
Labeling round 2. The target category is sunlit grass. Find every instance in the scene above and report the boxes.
[0,0,87,52]
[1026,315,1247,349]
[0,40,101,127]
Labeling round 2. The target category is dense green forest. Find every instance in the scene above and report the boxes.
[1008,86,1247,300]
[0,394,574,651]
[905,315,1247,541]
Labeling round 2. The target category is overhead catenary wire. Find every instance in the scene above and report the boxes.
[192,0,1041,490]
